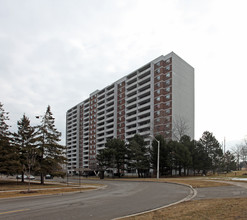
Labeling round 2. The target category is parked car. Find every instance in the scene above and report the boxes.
[82,171,96,177]
[16,175,35,180]
[27,175,35,180]
[45,174,53,179]
[16,175,27,179]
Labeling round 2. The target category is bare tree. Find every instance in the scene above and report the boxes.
[241,138,247,162]
[231,138,247,170]
[172,115,190,141]
[231,144,242,170]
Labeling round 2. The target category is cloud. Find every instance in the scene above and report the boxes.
[1,0,247,145]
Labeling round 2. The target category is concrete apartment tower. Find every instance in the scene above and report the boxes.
[66,52,194,174]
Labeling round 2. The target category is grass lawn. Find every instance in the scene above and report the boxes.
[122,198,247,220]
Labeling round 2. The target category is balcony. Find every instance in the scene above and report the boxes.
[138,102,150,111]
[138,70,151,80]
[127,84,137,92]
[126,77,137,87]
[138,95,151,105]
[126,71,137,80]
[126,110,137,118]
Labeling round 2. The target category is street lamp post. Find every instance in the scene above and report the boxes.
[150,135,160,179]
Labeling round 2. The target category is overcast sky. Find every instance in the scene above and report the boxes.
[1,0,247,149]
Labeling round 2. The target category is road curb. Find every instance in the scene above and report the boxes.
[113,181,197,220]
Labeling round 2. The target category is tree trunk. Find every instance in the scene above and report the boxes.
[179,165,182,176]
[21,171,25,183]
[40,173,44,184]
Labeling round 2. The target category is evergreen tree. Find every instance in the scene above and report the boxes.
[168,140,191,176]
[0,102,20,175]
[180,135,197,175]
[222,151,237,173]
[199,131,223,174]
[13,114,39,182]
[150,135,170,176]
[128,134,150,178]
[37,106,65,184]
[97,138,127,177]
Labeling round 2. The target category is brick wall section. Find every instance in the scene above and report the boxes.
[153,58,173,139]
[117,82,126,140]
[79,105,84,168]
[89,94,97,169]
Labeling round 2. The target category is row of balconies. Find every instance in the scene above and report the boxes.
[127,78,151,92]
[126,64,150,81]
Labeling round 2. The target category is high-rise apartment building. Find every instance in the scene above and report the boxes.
[66,52,194,174]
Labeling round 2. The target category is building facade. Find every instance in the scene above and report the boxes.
[66,52,194,174]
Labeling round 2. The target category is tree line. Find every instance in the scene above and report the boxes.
[0,102,65,184]
[97,132,238,178]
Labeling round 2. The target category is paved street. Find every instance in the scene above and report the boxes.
[0,180,192,220]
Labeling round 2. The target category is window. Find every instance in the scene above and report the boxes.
[156,62,160,66]
[156,69,160,73]
[166,101,170,107]
[166,66,170,71]
[157,89,160,95]
[166,80,170,85]
[166,94,170,99]
[157,111,160,116]
[166,109,170,114]
[156,97,160,101]
[157,75,160,80]
[157,82,160,87]
[166,59,170,63]
[166,73,170,78]
[166,87,170,92]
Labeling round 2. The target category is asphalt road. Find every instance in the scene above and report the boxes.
[0,180,191,220]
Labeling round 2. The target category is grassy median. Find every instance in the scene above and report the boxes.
[0,180,101,198]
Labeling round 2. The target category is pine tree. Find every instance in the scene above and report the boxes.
[0,102,20,175]
[199,131,223,174]
[128,134,150,178]
[13,114,39,182]
[37,106,65,184]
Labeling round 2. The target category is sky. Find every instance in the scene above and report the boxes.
[0,0,247,150]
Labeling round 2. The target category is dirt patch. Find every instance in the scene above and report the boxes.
[20,190,38,194]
